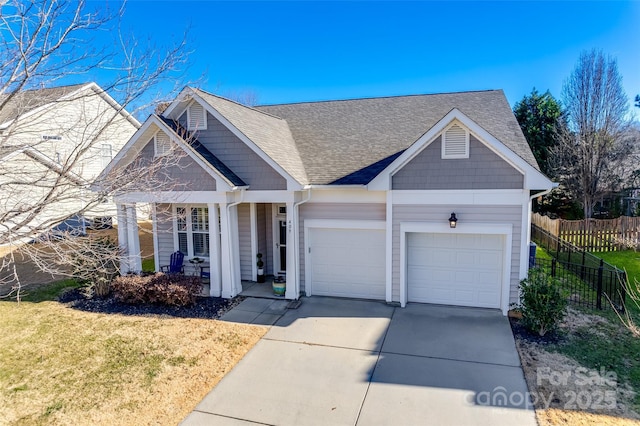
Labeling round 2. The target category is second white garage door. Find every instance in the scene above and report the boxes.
[407,233,503,308]
[308,227,386,300]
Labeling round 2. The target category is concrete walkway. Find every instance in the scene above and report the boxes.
[182,297,536,426]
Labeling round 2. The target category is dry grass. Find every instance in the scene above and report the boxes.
[516,307,640,425]
[0,300,267,425]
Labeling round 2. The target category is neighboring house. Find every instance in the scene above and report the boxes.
[104,87,553,315]
[0,83,140,243]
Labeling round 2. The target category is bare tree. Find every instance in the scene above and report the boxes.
[0,0,196,299]
[551,49,633,219]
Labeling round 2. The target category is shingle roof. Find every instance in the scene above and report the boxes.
[0,84,87,126]
[194,89,308,184]
[159,116,246,187]
[257,90,539,185]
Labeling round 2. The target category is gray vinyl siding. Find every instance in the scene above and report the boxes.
[180,112,287,190]
[392,135,523,190]
[238,203,252,280]
[257,204,268,274]
[391,204,522,305]
[137,139,217,191]
[298,202,386,294]
[155,203,175,269]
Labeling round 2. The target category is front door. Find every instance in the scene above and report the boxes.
[278,220,286,272]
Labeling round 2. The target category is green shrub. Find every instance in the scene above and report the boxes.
[111,273,202,307]
[519,268,568,336]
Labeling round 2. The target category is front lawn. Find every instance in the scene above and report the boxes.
[594,250,640,287]
[592,250,640,315]
[0,282,266,425]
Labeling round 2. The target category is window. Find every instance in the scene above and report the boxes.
[441,122,469,159]
[101,144,113,168]
[187,102,207,130]
[154,131,171,157]
[175,205,210,258]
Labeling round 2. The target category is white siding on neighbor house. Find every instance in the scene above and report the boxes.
[238,203,252,280]
[178,112,287,190]
[298,202,386,294]
[392,204,522,305]
[155,203,175,270]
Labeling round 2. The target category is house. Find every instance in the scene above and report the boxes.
[0,83,140,243]
[103,87,553,315]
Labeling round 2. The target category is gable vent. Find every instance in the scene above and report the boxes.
[154,131,171,157]
[442,123,469,159]
[188,102,206,130]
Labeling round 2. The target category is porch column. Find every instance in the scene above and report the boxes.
[229,204,242,296]
[285,200,297,299]
[220,202,241,298]
[151,203,160,273]
[116,203,130,274]
[125,203,142,273]
[219,202,233,298]
[208,203,222,297]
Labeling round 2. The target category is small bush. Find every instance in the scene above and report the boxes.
[111,273,203,307]
[71,237,119,297]
[519,268,568,336]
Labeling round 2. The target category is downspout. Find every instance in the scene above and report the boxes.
[226,188,246,295]
[293,187,312,298]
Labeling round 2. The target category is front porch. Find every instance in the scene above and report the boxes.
[115,195,302,302]
[201,277,286,300]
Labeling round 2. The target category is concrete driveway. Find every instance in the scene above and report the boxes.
[182,297,536,426]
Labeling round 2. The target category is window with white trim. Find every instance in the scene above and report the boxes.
[175,205,210,258]
[101,144,113,168]
[154,131,171,157]
[441,122,469,159]
[187,102,207,131]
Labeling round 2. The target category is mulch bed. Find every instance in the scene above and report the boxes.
[59,288,242,319]
[509,317,564,345]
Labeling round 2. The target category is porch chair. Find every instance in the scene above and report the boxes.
[200,266,210,284]
[160,251,185,274]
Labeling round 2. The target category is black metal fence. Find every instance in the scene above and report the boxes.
[531,225,627,312]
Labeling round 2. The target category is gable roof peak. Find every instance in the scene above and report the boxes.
[190,87,285,121]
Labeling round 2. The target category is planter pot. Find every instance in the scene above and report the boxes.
[272,281,286,297]
[257,272,265,283]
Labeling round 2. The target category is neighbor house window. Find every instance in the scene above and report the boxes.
[101,144,113,168]
[175,205,209,258]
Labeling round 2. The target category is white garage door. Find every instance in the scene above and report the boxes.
[309,228,386,300]
[407,233,503,308]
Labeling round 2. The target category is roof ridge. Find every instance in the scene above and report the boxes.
[256,89,503,107]
[193,87,285,121]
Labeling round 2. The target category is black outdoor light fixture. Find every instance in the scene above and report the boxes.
[449,212,458,229]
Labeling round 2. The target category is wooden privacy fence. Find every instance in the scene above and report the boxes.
[532,213,640,252]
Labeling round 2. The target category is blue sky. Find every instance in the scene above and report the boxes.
[114,1,638,111]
